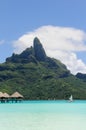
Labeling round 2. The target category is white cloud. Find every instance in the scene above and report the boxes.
[13,25,86,74]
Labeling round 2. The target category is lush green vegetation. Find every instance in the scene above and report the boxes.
[0,38,86,99]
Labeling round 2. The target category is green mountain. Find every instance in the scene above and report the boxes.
[76,73,86,82]
[0,37,86,99]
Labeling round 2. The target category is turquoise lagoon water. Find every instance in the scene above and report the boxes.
[0,100,86,130]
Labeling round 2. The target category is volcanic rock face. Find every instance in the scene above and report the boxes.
[6,37,47,63]
[33,37,46,61]
[6,37,62,70]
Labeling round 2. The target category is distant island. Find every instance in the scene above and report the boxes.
[0,37,86,99]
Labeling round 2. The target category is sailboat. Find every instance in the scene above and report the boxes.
[69,95,73,102]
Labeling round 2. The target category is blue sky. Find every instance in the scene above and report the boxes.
[0,0,86,74]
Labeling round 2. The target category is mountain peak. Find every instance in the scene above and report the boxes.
[6,37,47,63]
[34,37,41,45]
[33,37,47,61]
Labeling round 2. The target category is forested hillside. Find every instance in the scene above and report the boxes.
[0,37,86,99]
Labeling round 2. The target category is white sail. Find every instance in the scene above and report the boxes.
[69,95,73,102]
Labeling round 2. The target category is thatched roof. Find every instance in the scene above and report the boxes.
[0,92,4,98]
[3,92,10,98]
[11,92,23,98]
[0,92,10,98]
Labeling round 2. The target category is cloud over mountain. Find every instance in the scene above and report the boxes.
[13,25,86,74]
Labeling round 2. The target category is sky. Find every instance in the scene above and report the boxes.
[0,0,86,74]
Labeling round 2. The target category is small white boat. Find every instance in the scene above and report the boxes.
[69,95,73,102]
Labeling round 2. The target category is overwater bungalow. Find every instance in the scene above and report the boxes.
[10,91,24,102]
[0,91,24,103]
[0,92,10,103]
